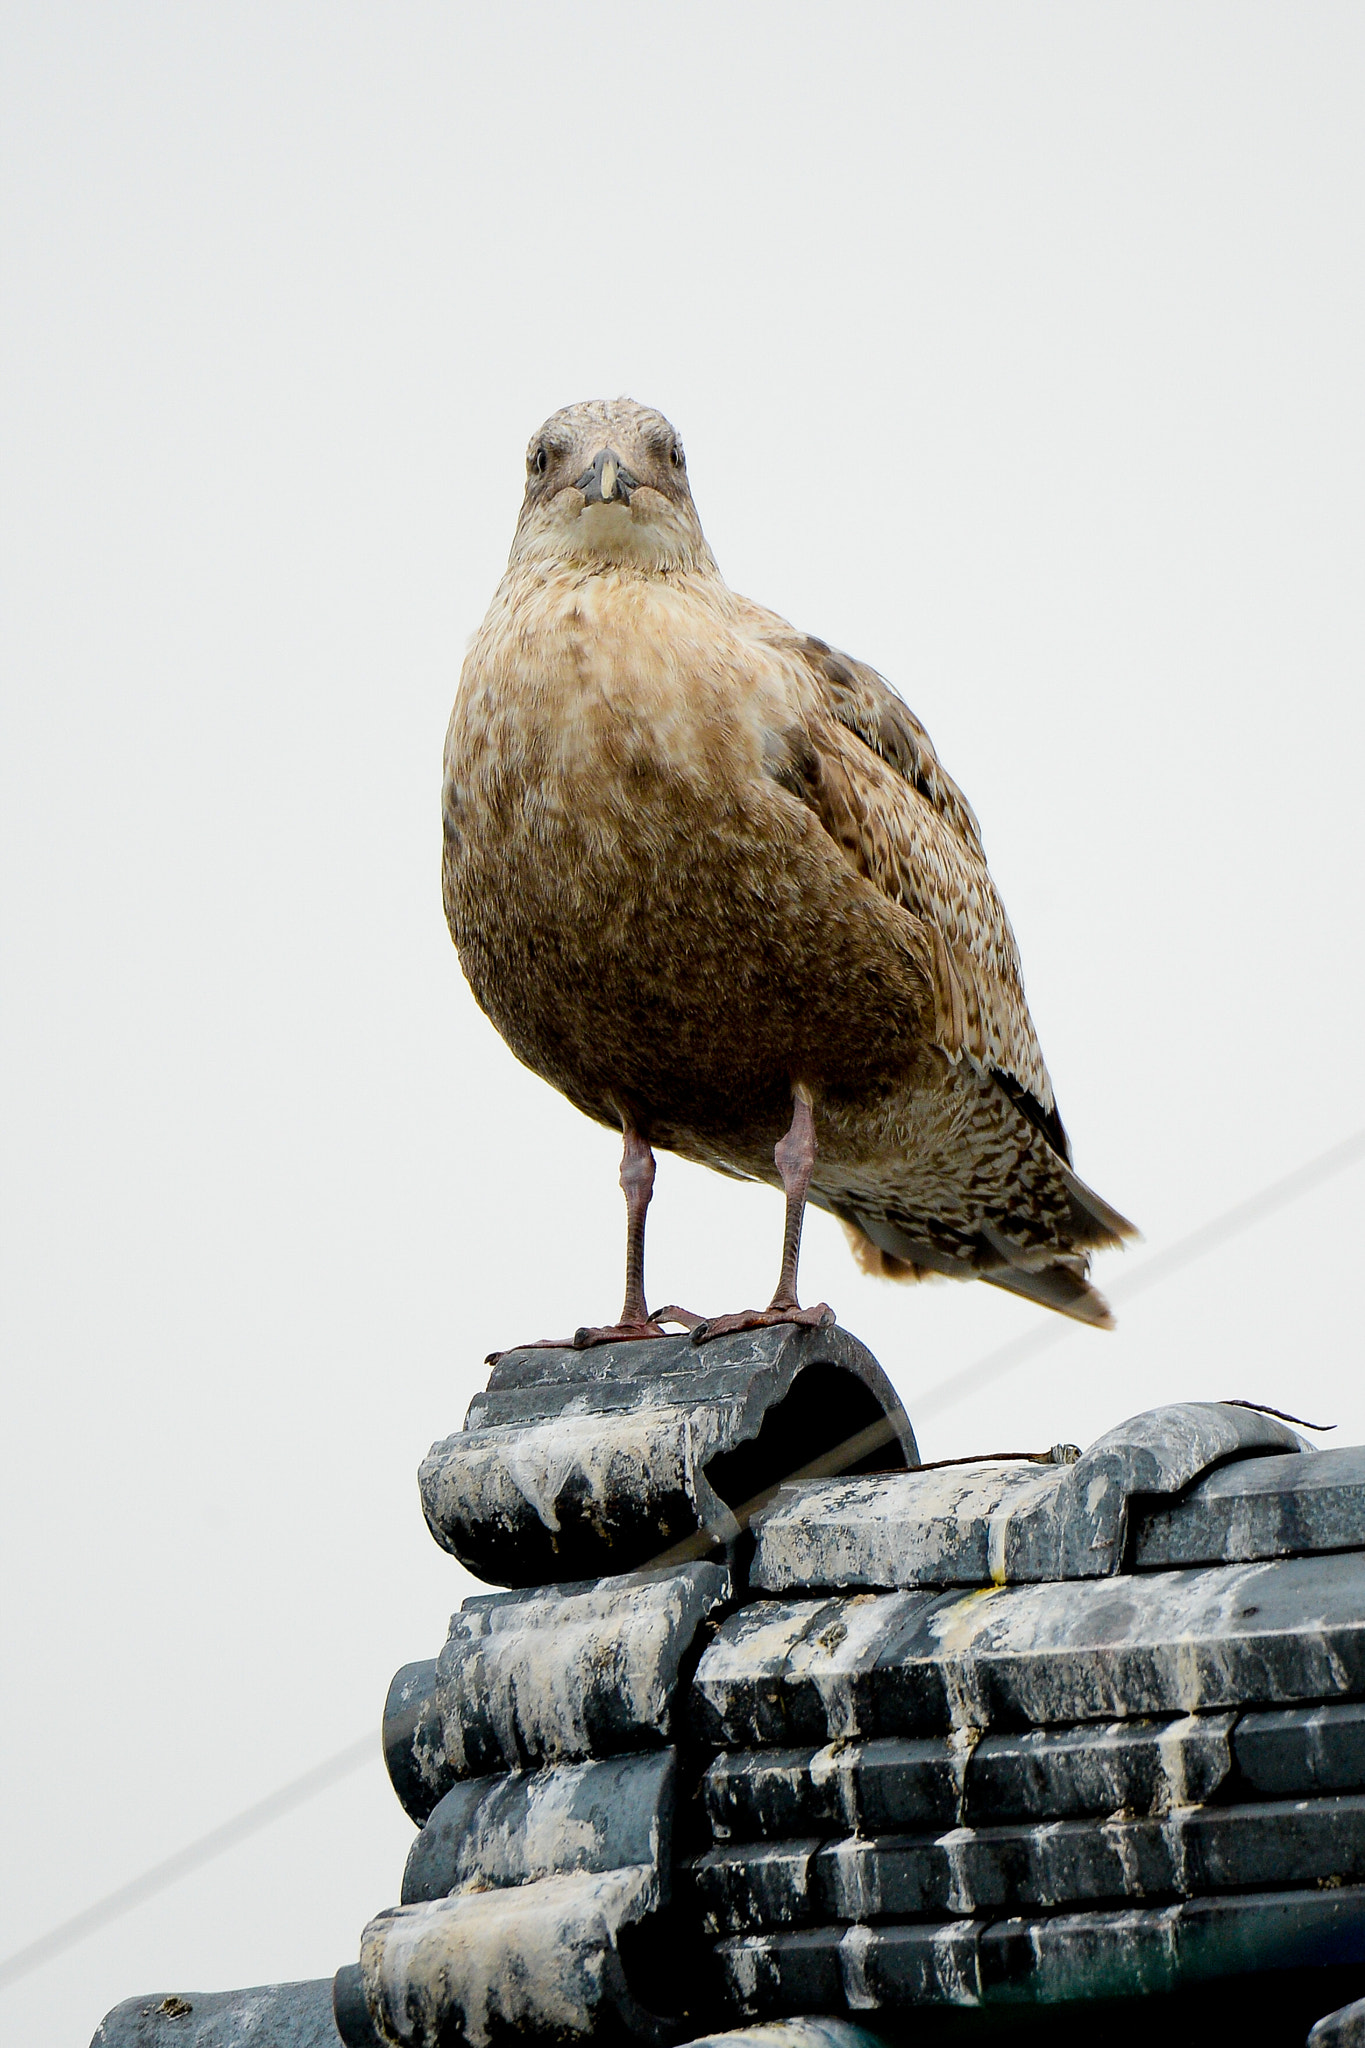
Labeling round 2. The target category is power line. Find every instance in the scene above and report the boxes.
[4,1124,1362,1994]
[0,1737,374,1992]
[913,1125,1365,1424]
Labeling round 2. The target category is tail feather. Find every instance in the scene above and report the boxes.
[1060,1161,1139,1249]
[980,1260,1116,1329]
[832,1203,1119,1330]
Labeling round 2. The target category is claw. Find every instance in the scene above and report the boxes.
[572,1319,673,1349]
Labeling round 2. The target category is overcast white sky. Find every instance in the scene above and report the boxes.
[3,5,1364,2041]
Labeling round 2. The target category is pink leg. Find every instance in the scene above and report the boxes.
[573,1128,707,1347]
[618,1126,655,1325]
[567,1128,668,1345]
[690,1089,835,1345]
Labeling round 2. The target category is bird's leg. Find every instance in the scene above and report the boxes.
[571,1127,701,1349]
[618,1125,654,1325]
[770,1091,819,1309]
[690,1088,836,1345]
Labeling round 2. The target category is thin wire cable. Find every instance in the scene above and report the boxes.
[0,1737,374,1991]
[4,1123,1363,1992]
[913,1124,1365,1424]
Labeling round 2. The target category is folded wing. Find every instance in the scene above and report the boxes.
[767,627,1063,1145]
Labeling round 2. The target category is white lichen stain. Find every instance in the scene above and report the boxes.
[494,1410,688,1536]
[789,1593,917,1741]
[830,1838,882,1923]
[459,1759,658,1893]
[1104,1814,1149,1900]
[931,1921,982,2005]
[441,1568,724,1773]
[947,1723,982,1822]
[929,1588,1004,1730]
[724,1937,761,2012]
[938,1826,978,1915]
[839,1923,876,2010]
[985,1468,1066,1586]
[757,1463,1065,1591]
[363,1866,653,2048]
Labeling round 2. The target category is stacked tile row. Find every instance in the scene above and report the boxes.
[92,1326,1365,2045]
[340,1324,915,2048]
[687,1423,1365,2028]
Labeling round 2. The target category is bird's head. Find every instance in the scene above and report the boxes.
[508,398,716,576]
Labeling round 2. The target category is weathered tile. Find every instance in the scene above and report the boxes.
[1027,1405,1306,1580]
[779,1595,939,1744]
[382,1659,445,1824]
[716,1927,846,2019]
[703,1747,843,1842]
[677,2024,884,2048]
[699,1717,1234,1846]
[692,1554,1365,1742]
[402,1749,675,1905]
[1173,1793,1365,1895]
[685,1599,847,1748]
[432,1561,729,1779]
[940,1554,1365,1729]
[1236,1700,1365,1797]
[702,1737,962,1843]
[348,1867,667,2048]
[752,1403,1305,1592]
[90,1983,340,2047]
[420,1324,916,1587]
[966,1713,1234,1821]
[694,1839,824,1937]
[1311,1993,1365,2046]
[690,1593,937,1748]
[715,1884,1365,2014]
[753,1461,1064,1592]
[695,1794,1365,1932]
[1134,1447,1365,1569]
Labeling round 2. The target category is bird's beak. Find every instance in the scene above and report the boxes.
[576,447,638,506]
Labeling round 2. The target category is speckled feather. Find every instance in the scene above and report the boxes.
[443,399,1132,1324]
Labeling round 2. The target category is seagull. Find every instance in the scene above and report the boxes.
[443,398,1133,1347]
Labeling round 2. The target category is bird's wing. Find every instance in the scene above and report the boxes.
[754,618,1064,1145]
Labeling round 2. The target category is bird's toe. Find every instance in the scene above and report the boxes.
[690,1301,836,1346]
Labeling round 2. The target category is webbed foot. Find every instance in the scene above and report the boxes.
[485,1306,704,1365]
[689,1301,836,1346]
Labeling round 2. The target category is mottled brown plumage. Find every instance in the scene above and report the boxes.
[443,398,1133,1333]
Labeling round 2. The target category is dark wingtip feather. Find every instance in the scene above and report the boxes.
[837,1205,1120,1327]
[983,1261,1117,1329]
[1060,1162,1139,1249]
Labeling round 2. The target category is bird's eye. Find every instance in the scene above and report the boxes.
[669,442,684,470]
[532,444,548,476]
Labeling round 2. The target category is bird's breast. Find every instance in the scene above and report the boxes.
[446,565,803,820]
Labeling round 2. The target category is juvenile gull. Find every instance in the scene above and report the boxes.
[443,399,1133,1345]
